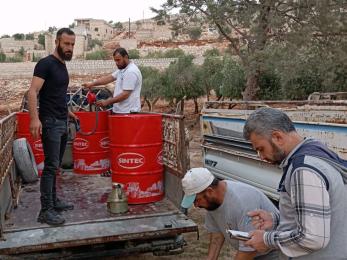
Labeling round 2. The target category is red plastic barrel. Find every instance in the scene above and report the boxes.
[16,112,45,175]
[109,114,164,204]
[73,111,110,174]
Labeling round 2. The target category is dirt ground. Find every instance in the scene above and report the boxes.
[0,77,236,259]
[122,101,236,260]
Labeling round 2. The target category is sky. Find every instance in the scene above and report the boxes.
[0,0,166,36]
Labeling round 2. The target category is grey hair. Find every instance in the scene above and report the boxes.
[243,107,296,140]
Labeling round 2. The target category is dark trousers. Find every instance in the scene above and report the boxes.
[40,117,68,210]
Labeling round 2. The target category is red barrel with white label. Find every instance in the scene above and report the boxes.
[16,112,45,175]
[73,111,110,174]
[109,114,164,204]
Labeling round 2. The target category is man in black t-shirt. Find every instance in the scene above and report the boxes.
[27,28,77,225]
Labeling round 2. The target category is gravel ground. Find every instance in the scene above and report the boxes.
[122,120,236,260]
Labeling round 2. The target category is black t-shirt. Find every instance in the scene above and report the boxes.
[34,55,69,120]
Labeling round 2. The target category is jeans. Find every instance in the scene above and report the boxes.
[40,117,68,210]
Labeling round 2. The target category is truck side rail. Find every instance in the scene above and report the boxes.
[0,113,20,239]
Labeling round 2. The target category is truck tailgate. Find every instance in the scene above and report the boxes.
[0,172,197,255]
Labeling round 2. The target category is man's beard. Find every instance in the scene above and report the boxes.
[57,44,73,61]
[205,197,221,211]
[117,63,127,69]
[270,141,286,165]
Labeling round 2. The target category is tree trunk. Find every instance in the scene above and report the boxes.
[150,97,160,111]
[242,70,260,101]
[145,98,152,111]
[193,98,199,114]
[176,99,185,115]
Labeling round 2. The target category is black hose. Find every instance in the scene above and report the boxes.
[73,105,99,136]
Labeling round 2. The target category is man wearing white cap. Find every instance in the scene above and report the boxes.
[181,168,279,260]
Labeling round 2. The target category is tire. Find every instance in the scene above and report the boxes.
[13,138,39,183]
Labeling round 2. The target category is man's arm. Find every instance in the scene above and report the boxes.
[27,76,44,139]
[96,90,132,107]
[207,232,225,260]
[82,74,115,88]
[234,250,257,260]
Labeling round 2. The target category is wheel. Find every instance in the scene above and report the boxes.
[13,138,39,183]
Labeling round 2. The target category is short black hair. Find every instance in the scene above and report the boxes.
[209,178,220,188]
[113,47,129,58]
[56,28,75,39]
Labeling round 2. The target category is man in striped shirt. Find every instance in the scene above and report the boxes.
[242,107,347,259]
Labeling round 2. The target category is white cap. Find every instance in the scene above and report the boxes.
[181,168,214,209]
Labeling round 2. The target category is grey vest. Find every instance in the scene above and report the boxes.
[278,139,347,260]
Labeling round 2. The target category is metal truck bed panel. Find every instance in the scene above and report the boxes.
[0,172,196,255]
[203,144,281,200]
[202,114,347,159]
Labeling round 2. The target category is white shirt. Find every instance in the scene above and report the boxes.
[111,62,142,113]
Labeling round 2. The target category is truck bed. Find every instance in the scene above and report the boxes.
[0,172,197,256]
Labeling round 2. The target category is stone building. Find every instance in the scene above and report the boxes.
[74,18,114,40]
[0,38,37,53]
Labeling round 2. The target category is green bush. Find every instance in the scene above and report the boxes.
[0,52,6,62]
[6,56,23,62]
[144,49,185,59]
[38,34,45,47]
[128,49,140,59]
[187,27,202,40]
[88,39,103,50]
[85,50,108,60]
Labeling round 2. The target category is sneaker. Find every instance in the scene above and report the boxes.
[54,198,74,211]
[37,209,65,225]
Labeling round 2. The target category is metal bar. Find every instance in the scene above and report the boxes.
[5,210,180,233]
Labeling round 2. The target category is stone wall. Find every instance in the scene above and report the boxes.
[0,38,37,52]
[0,58,204,78]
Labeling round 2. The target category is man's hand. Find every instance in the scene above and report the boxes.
[30,118,42,140]
[244,230,269,253]
[82,82,94,89]
[96,99,111,107]
[248,210,273,230]
[68,111,79,121]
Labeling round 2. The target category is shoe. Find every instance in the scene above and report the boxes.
[54,198,74,211]
[37,209,65,225]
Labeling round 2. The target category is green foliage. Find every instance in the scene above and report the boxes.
[145,49,185,59]
[6,55,23,62]
[220,56,245,99]
[162,54,204,102]
[13,33,25,40]
[18,47,25,57]
[0,52,6,62]
[25,33,34,40]
[160,0,347,100]
[48,26,57,33]
[88,39,103,49]
[113,22,123,30]
[69,23,75,29]
[32,53,41,62]
[0,34,10,38]
[128,49,140,59]
[38,34,45,47]
[200,55,223,99]
[258,69,282,100]
[140,66,163,100]
[85,50,108,60]
[187,26,202,40]
[203,48,220,57]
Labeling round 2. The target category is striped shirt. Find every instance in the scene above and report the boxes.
[263,138,347,259]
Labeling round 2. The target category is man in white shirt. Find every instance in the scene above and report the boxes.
[83,48,142,113]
